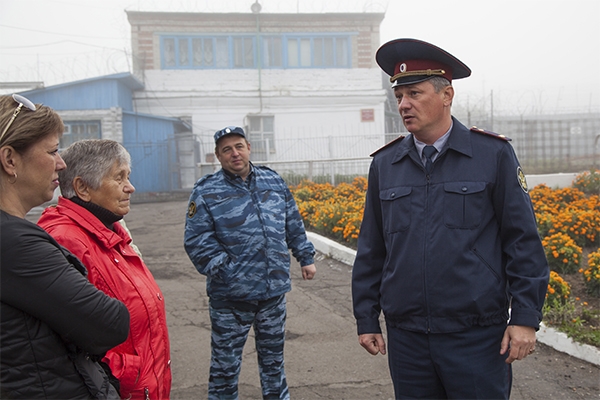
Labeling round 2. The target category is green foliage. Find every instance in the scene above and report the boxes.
[542,233,582,274]
[573,169,600,196]
[581,250,600,297]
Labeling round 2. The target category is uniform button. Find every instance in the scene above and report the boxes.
[391,193,395,198]
[114,259,119,263]
[461,187,468,192]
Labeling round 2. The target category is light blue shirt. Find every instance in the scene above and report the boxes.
[413,121,453,165]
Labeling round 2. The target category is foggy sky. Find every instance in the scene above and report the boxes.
[1,0,598,115]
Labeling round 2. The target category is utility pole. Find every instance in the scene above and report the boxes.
[252,1,263,113]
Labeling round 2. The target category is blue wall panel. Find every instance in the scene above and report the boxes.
[126,142,173,193]
[16,73,186,194]
[122,113,179,193]
[122,113,176,143]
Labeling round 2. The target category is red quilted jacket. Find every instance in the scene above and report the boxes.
[38,197,171,400]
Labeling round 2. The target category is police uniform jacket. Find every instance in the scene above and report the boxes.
[38,198,172,400]
[352,117,549,335]
[184,163,315,302]
[0,210,129,399]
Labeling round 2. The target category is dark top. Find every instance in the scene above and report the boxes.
[0,210,129,398]
[352,118,549,335]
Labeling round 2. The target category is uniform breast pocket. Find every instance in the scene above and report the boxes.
[380,186,412,233]
[443,182,487,229]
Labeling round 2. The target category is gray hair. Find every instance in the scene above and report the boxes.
[59,139,131,198]
[428,76,451,93]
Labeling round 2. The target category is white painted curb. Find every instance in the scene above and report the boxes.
[307,231,600,367]
[307,232,356,266]
[537,323,600,366]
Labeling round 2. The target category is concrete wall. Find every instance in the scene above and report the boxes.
[526,173,579,189]
[58,107,124,143]
[134,68,386,163]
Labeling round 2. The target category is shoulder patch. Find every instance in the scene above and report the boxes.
[370,135,406,157]
[187,201,197,218]
[470,126,511,141]
[517,166,528,193]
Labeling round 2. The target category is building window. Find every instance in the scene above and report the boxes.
[247,115,275,161]
[262,36,282,67]
[287,37,311,67]
[61,121,101,148]
[335,37,349,66]
[161,34,352,69]
[215,37,229,67]
[233,37,255,68]
[162,36,255,69]
[287,36,349,67]
[178,38,189,65]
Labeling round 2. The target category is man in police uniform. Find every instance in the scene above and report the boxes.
[351,39,549,399]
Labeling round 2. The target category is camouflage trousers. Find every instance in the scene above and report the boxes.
[208,294,289,400]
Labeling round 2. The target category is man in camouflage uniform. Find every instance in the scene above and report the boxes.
[184,126,316,399]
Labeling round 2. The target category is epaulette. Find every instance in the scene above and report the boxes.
[192,172,217,190]
[370,135,406,157]
[195,173,211,186]
[254,164,276,173]
[470,126,511,141]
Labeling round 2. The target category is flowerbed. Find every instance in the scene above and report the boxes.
[293,177,366,248]
[292,169,600,347]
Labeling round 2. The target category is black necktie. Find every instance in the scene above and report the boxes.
[423,145,436,174]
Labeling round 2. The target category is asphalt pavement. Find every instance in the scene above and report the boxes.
[117,200,599,399]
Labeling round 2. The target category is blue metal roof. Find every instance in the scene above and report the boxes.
[22,72,144,94]
[13,72,192,194]
[17,72,144,111]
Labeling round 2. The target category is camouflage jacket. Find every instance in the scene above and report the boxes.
[184,164,315,301]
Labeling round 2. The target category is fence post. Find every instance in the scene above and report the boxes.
[330,163,335,186]
[265,138,270,161]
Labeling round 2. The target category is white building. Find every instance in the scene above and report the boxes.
[126,8,386,182]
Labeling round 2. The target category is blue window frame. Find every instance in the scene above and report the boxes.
[262,36,283,67]
[162,36,256,69]
[160,33,352,69]
[286,35,350,68]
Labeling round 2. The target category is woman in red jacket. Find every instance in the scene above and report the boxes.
[38,139,171,400]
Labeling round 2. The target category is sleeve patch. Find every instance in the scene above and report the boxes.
[187,201,197,218]
[517,167,528,193]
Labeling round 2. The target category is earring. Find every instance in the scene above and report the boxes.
[8,172,17,184]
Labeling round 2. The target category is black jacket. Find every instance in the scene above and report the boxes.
[0,211,130,399]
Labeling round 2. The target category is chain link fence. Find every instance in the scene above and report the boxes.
[195,113,600,186]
